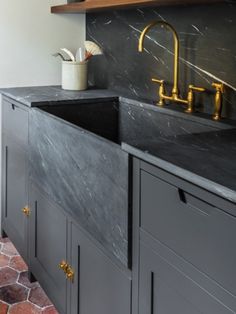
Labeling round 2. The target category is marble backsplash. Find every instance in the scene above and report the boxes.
[87,1,236,120]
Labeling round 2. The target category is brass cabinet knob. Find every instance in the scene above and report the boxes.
[22,206,30,216]
[59,260,74,282]
[66,267,75,282]
[59,260,69,273]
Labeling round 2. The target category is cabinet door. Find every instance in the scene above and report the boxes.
[70,223,131,314]
[140,169,236,297]
[29,185,69,314]
[139,237,234,314]
[2,135,28,261]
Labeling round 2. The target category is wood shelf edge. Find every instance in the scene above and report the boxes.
[51,0,222,14]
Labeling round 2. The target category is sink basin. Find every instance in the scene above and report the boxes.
[39,98,220,147]
[30,97,222,267]
[40,100,120,144]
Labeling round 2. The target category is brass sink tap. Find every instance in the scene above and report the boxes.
[212,82,224,120]
[138,21,205,112]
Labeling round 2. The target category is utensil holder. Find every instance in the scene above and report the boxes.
[62,61,88,91]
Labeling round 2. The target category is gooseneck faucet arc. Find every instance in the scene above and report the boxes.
[138,20,205,112]
[138,21,180,98]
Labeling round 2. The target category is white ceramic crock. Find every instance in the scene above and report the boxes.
[62,61,88,91]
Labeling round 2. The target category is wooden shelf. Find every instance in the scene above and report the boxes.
[51,0,222,14]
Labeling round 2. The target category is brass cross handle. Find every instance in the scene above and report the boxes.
[152,78,166,106]
[212,82,224,93]
[152,78,164,85]
[22,206,30,217]
[185,85,206,113]
[189,85,205,93]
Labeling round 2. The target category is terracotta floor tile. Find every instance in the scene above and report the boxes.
[0,239,57,312]
[0,238,10,244]
[0,301,8,314]
[1,243,18,257]
[10,256,28,272]
[0,254,10,268]
[0,283,28,304]
[9,301,41,314]
[29,286,52,308]
[18,272,39,289]
[0,267,18,287]
[42,306,59,314]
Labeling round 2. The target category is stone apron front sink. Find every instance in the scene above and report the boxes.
[29,97,219,267]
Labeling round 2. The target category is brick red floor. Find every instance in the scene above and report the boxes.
[0,238,59,314]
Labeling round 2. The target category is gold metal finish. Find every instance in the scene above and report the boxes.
[139,21,205,111]
[212,82,224,121]
[152,78,165,106]
[66,266,75,282]
[59,260,74,282]
[185,85,205,113]
[22,206,30,217]
[139,21,179,98]
[59,260,69,272]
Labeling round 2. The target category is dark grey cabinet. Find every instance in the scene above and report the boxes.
[133,159,236,314]
[70,222,131,314]
[140,169,236,296]
[29,184,69,314]
[29,183,131,314]
[139,232,234,314]
[1,96,132,314]
[1,99,29,262]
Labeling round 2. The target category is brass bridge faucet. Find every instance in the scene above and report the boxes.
[138,21,205,113]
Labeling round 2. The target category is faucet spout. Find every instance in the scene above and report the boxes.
[138,21,180,98]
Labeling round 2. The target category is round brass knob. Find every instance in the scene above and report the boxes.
[66,267,74,282]
[59,260,69,273]
[22,206,30,216]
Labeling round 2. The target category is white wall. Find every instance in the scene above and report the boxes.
[0,0,85,230]
[0,0,85,87]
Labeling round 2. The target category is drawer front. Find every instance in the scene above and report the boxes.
[139,237,235,314]
[2,99,28,146]
[140,169,236,296]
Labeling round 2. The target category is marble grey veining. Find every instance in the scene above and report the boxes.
[29,95,235,267]
[0,86,118,107]
[29,107,129,266]
[122,127,236,204]
[31,95,236,208]
[2,84,236,257]
[87,2,236,119]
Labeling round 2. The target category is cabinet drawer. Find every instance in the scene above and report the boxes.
[2,99,28,146]
[140,169,236,296]
[139,235,235,314]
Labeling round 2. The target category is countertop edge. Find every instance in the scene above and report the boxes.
[0,87,119,107]
[122,143,236,204]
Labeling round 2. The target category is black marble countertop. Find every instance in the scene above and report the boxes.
[122,128,236,204]
[1,86,236,204]
[0,86,118,107]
